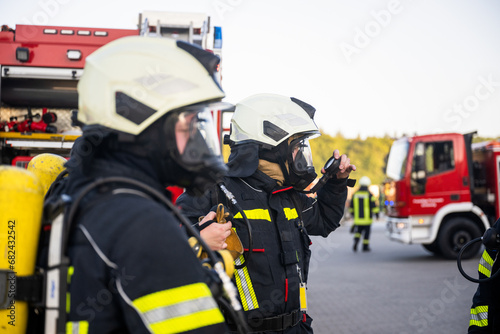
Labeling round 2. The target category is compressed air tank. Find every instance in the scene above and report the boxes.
[0,166,44,334]
[27,153,67,196]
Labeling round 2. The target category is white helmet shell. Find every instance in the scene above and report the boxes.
[359,176,371,187]
[77,36,225,135]
[229,93,320,147]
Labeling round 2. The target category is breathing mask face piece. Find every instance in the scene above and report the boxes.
[176,108,221,166]
[290,137,314,174]
[163,101,231,195]
[288,136,317,190]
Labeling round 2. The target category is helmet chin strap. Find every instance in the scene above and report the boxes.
[277,156,292,187]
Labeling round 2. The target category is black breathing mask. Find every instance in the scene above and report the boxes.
[287,136,317,191]
[158,102,231,195]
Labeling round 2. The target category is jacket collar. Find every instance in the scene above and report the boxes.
[65,151,166,196]
[242,170,293,194]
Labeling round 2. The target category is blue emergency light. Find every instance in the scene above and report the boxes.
[214,26,222,49]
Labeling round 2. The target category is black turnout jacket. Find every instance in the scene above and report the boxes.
[468,218,500,333]
[52,152,227,334]
[177,170,348,333]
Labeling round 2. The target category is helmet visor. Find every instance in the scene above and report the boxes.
[175,102,232,167]
[290,137,314,174]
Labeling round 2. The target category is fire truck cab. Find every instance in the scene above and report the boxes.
[0,24,138,166]
[0,12,227,174]
[385,132,500,259]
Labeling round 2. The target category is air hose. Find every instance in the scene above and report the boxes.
[219,183,253,270]
[457,228,500,284]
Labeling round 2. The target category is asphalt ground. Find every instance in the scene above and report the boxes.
[306,217,480,334]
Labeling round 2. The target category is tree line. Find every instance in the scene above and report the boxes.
[309,132,393,187]
[310,132,499,187]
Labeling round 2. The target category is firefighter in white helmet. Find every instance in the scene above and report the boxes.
[49,36,234,333]
[349,176,379,252]
[177,93,356,333]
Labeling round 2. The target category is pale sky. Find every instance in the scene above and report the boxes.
[2,0,500,139]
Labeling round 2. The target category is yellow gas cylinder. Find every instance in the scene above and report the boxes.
[0,166,44,333]
[27,153,67,196]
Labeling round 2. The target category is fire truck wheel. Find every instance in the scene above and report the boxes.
[422,241,441,255]
[437,217,482,260]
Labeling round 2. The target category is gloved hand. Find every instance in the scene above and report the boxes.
[199,211,232,251]
[321,149,356,180]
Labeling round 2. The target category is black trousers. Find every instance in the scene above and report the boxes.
[353,224,371,246]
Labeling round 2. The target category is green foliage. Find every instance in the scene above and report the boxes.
[473,136,500,143]
[310,131,394,186]
[310,132,499,186]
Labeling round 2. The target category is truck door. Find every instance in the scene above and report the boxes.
[409,139,466,214]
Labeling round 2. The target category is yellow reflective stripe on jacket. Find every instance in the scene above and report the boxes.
[67,266,74,313]
[234,255,259,311]
[478,250,494,278]
[66,320,89,334]
[234,209,271,221]
[132,282,224,334]
[284,207,298,220]
[470,305,488,327]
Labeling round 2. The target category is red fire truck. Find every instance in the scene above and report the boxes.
[0,12,230,201]
[384,132,500,259]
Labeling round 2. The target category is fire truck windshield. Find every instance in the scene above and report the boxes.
[386,138,409,181]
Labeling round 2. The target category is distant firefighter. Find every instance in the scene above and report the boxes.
[350,176,379,252]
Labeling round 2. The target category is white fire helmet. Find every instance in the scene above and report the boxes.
[229,93,320,147]
[227,93,320,190]
[76,36,232,193]
[77,36,226,136]
[359,176,371,187]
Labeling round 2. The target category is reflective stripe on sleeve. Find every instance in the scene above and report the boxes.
[478,251,494,278]
[234,255,259,311]
[234,209,271,221]
[470,305,488,327]
[66,320,89,334]
[67,266,74,313]
[132,282,224,334]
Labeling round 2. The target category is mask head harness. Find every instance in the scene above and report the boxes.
[258,132,317,190]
